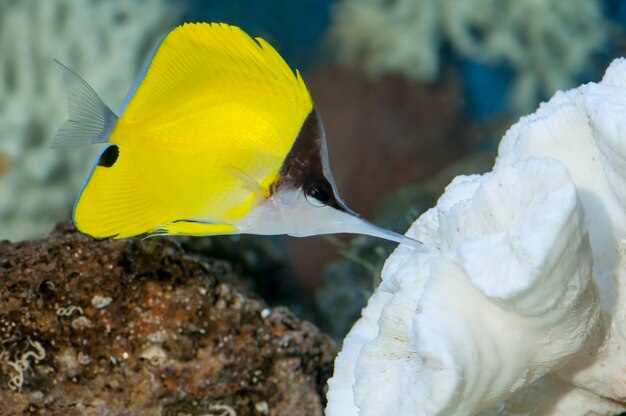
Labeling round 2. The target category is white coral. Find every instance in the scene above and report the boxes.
[330,0,606,111]
[326,59,626,415]
[0,0,179,241]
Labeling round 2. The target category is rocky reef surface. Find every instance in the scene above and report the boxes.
[0,222,335,415]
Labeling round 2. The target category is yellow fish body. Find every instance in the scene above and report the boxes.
[53,22,419,247]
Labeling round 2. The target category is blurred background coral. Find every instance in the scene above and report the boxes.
[2,0,625,340]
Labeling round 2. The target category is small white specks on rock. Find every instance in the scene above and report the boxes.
[56,305,83,317]
[140,345,167,366]
[260,308,271,319]
[91,295,112,309]
[147,331,168,343]
[77,351,91,365]
[58,347,80,377]
[277,335,292,348]
[71,316,93,331]
[255,401,270,415]
[29,391,44,401]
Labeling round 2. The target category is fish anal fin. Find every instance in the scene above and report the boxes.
[156,220,238,237]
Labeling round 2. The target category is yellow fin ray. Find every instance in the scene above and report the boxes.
[154,221,238,237]
[119,22,312,137]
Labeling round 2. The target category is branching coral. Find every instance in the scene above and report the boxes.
[329,0,607,111]
[326,58,626,415]
[0,0,180,241]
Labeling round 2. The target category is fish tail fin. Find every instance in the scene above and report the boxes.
[51,60,118,148]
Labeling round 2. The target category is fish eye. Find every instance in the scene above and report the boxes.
[304,178,333,207]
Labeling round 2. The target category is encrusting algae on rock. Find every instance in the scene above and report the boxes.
[0,222,335,415]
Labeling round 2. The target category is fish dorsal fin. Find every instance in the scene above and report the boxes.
[117,22,313,153]
[119,33,167,115]
[51,60,118,148]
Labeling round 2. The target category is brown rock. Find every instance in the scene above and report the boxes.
[0,222,336,415]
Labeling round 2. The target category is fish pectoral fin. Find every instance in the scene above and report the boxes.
[154,219,239,237]
[225,165,267,204]
[51,60,118,148]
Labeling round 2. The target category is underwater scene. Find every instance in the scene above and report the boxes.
[2,0,626,414]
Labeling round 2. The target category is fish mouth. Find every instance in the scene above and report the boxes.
[313,201,421,247]
[346,214,422,247]
[332,194,421,247]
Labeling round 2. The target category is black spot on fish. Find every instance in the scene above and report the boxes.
[98,145,119,168]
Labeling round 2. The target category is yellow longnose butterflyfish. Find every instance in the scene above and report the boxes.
[52,22,420,247]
